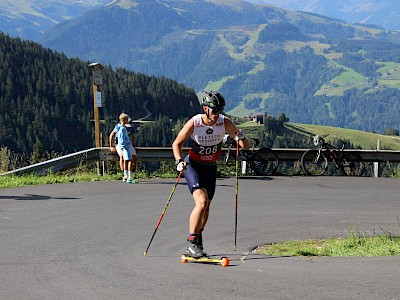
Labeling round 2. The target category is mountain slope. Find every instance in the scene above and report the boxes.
[0,0,109,41]
[2,0,399,40]
[244,0,400,31]
[36,0,400,133]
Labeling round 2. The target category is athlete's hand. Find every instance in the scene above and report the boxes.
[176,161,187,172]
[110,146,116,153]
[234,129,245,141]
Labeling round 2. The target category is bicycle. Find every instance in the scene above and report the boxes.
[301,134,365,176]
[223,135,279,176]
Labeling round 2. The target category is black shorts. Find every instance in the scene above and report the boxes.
[183,155,217,200]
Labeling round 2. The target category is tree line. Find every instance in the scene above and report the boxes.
[0,32,199,160]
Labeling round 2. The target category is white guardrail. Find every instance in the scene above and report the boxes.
[1,147,400,176]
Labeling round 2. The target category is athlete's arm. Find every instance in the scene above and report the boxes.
[172,117,195,161]
[224,118,250,150]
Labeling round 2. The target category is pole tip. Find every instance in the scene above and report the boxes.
[144,251,147,256]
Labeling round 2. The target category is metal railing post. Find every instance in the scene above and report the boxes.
[374,139,381,177]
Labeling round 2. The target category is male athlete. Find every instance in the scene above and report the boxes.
[172,91,249,258]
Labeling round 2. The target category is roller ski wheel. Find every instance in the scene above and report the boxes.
[180,254,229,267]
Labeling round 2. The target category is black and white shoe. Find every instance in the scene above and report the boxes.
[186,235,205,258]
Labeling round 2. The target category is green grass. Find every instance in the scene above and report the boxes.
[218,24,267,61]
[202,75,235,93]
[0,168,178,189]
[285,40,342,60]
[0,172,119,188]
[315,65,368,96]
[314,60,400,96]
[226,93,271,117]
[377,62,400,78]
[377,62,400,89]
[227,101,253,117]
[255,230,400,257]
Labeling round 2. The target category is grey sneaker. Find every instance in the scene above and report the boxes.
[186,235,205,258]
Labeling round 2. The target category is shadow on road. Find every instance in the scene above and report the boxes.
[209,253,281,262]
[237,176,275,181]
[0,194,80,201]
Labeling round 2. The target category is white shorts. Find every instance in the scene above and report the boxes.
[116,145,136,161]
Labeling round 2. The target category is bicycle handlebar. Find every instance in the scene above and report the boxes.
[313,133,329,144]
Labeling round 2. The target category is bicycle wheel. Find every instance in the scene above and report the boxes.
[301,149,328,176]
[251,148,279,176]
[341,152,365,176]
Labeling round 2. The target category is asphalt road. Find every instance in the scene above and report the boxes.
[1,176,399,300]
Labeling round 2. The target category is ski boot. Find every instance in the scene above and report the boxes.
[186,234,205,258]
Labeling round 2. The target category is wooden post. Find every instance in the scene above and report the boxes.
[88,62,104,175]
[93,84,101,149]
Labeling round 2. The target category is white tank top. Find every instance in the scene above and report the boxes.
[189,114,226,162]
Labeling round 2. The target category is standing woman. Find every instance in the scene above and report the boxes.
[172,91,249,258]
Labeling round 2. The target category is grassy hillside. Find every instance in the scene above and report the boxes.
[285,123,400,150]
[236,120,400,150]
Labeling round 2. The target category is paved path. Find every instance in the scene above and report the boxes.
[0,177,399,299]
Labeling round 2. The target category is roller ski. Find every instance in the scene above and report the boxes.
[181,234,230,267]
[181,254,229,267]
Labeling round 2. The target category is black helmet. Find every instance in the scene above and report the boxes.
[202,91,226,110]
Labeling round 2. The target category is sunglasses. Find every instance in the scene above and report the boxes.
[209,107,224,114]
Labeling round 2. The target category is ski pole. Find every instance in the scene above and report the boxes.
[234,138,239,251]
[144,171,183,256]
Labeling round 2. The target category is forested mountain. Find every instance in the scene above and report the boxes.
[37,0,400,133]
[0,33,199,155]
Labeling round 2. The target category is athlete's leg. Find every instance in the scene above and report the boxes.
[201,199,211,230]
[184,157,215,257]
[190,188,209,234]
[186,188,208,257]
[199,164,216,231]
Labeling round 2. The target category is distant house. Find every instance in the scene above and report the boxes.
[247,111,268,124]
